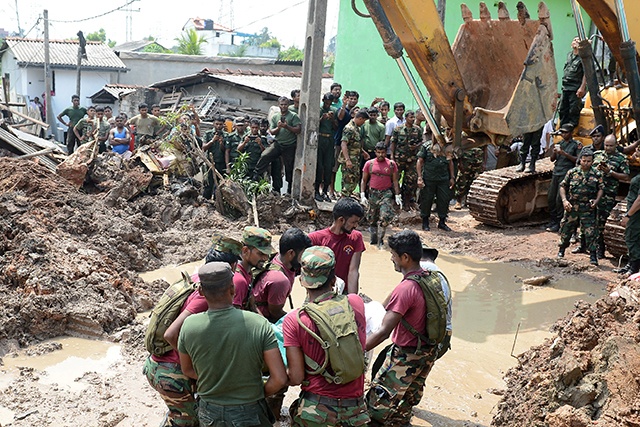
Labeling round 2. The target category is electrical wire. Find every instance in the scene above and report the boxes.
[233,1,306,31]
[49,0,138,24]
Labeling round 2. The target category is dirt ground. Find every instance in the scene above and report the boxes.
[0,156,637,426]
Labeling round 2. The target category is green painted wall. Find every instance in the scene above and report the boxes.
[334,0,591,111]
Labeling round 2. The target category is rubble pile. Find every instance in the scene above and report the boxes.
[0,157,232,346]
[492,280,640,427]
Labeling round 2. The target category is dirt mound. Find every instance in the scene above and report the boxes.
[491,279,640,427]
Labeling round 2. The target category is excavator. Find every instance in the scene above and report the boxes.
[358,0,640,232]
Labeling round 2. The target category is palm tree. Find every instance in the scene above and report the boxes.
[175,28,207,55]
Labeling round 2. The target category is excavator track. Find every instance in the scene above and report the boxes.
[604,201,628,259]
[467,158,555,227]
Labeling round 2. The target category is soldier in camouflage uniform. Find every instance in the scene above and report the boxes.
[143,235,243,427]
[391,111,423,209]
[283,246,370,427]
[557,149,604,265]
[619,156,640,276]
[339,110,370,197]
[202,116,227,199]
[361,141,402,245]
[238,118,267,178]
[225,118,248,172]
[454,145,484,210]
[574,134,629,257]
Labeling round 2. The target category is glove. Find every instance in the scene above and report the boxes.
[395,194,403,209]
[360,192,368,206]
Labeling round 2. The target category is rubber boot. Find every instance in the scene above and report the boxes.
[438,218,452,231]
[515,158,526,173]
[613,262,631,274]
[628,259,640,276]
[379,226,386,247]
[589,251,599,266]
[572,235,587,254]
[557,245,568,258]
[422,217,430,231]
[527,152,538,173]
[370,226,378,245]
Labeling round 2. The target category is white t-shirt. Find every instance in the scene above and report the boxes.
[385,116,405,137]
[540,119,555,154]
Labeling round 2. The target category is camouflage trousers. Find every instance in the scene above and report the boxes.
[396,160,418,205]
[625,213,640,260]
[143,357,199,427]
[290,393,370,426]
[367,344,436,426]
[367,188,395,227]
[340,155,362,197]
[454,163,483,199]
[579,194,616,250]
[559,203,598,251]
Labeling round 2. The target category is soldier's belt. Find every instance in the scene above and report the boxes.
[369,188,393,193]
[301,391,364,407]
[319,133,332,137]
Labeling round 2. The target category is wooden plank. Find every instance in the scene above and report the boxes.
[0,104,49,129]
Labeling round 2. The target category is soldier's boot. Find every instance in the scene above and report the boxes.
[379,226,387,247]
[628,259,640,276]
[527,152,538,174]
[370,226,378,245]
[438,218,452,232]
[515,158,526,173]
[557,244,568,258]
[597,235,606,259]
[422,217,430,231]
[572,235,587,254]
[589,251,599,266]
[613,262,632,274]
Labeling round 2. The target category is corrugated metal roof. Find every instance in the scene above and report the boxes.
[89,84,144,102]
[3,38,128,71]
[211,74,334,99]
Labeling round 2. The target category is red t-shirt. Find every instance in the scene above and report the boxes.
[283,294,366,398]
[152,291,208,364]
[309,228,365,289]
[252,255,295,318]
[232,263,252,308]
[364,158,396,191]
[386,269,427,347]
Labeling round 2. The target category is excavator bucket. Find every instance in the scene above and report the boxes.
[454,2,557,137]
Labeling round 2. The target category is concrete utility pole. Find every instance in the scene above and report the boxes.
[76,31,87,99]
[292,0,327,203]
[43,10,55,137]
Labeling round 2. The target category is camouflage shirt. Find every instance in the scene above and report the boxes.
[561,166,604,205]
[339,120,363,162]
[225,130,247,164]
[392,124,422,164]
[593,150,629,196]
[459,147,484,169]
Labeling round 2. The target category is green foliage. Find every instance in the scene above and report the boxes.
[175,28,208,55]
[228,152,271,197]
[86,28,116,47]
[260,38,281,50]
[278,45,304,61]
[218,44,248,57]
[142,43,173,54]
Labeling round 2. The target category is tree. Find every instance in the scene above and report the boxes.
[175,28,207,55]
[86,28,116,48]
[142,43,173,54]
[278,45,304,61]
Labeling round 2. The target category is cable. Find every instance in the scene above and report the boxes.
[233,1,306,31]
[49,0,138,23]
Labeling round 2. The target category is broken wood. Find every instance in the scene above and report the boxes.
[16,147,56,160]
[0,104,49,129]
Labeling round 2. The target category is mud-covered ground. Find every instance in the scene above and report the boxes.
[0,157,636,426]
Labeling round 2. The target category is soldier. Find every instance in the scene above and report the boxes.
[547,124,580,232]
[559,37,587,127]
[233,227,276,310]
[73,105,97,145]
[362,106,386,168]
[225,118,248,172]
[361,141,402,246]
[128,103,162,147]
[316,93,337,202]
[238,118,267,178]
[619,151,640,276]
[94,106,111,153]
[57,94,87,154]
[391,111,423,209]
[573,134,629,257]
[339,110,370,197]
[417,133,455,231]
[516,126,544,174]
[144,236,242,427]
[454,144,484,210]
[177,262,287,427]
[201,116,227,199]
[557,149,604,265]
[283,246,370,427]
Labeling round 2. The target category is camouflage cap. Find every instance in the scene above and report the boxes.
[300,246,335,289]
[211,233,243,258]
[242,226,276,255]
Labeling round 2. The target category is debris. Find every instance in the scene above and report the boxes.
[522,275,552,286]
[57,140,99,188]
[15,409,38,421]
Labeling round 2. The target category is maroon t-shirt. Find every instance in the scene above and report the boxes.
[283,294,366,398]
[232,263,252,308]
[252,255,296,318]
[309,228,365,289]
[364,158,396,190]
[386,269,427,347]
[152,291,208,364]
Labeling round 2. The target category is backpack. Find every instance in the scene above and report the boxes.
[296,292,365,384]
[144,272,197,356]
[402,270,452,360]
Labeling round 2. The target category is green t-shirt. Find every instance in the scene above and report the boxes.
[129,114,160,137]
[178,307,278,405]
[60,106,87,127]
[270,111,301,147]
[363,120,386,152]
[319,105,337,135]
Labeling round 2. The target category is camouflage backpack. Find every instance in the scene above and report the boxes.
[403,270,452,360]
[144,272,197,356]
[297,292,365,384]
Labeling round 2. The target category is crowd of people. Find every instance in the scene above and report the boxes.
[144,198,452,427]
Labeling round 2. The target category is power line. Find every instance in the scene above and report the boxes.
[233,1,306,31]
[49,0,138,24]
